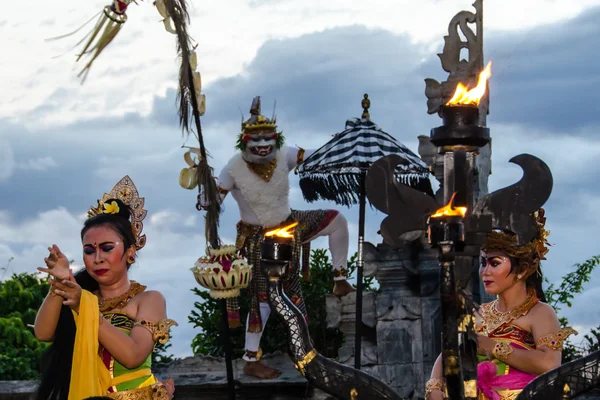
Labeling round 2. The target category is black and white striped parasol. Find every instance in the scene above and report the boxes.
[298,117,432,206]
[296,95,433,370]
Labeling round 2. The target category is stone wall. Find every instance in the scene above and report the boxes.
[324,239,442,398]
[0,353,335,400]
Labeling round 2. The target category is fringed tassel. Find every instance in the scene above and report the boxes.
[75,5,129,82]
[161,0,222,247]
[160,0,193,133]
[299,172,433,206]
[299,173,361,207]
[226,297,242,329]
[197,159,221,248]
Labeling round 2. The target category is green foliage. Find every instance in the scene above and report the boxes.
[189,249,372,358]
[544,255,600,362]
[545,255,600,312]
[152,340,176,366]
[0,271,51,380]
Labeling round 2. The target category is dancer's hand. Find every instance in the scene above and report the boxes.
[50,270,82,313]
[38,244,71,281]
[163,377,175,399]
[477,335,497,356]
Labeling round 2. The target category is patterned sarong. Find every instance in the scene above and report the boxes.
[226,209,338,332]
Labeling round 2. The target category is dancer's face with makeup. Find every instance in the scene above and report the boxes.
[82,225,134,284]
[479,250,515,295]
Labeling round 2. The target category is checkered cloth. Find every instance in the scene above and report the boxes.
[297,118,431,206]
[226,209,338,332]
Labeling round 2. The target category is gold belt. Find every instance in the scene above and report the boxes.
[478,389,522,400]
[107,382,169,400]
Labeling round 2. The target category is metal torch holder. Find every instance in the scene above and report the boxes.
[429,105,490,400]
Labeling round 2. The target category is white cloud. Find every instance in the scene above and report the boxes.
[0,139,15,181]
[17,156,58,171]
[3,0,600,127]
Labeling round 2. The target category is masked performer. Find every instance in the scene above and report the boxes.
[34,176,177,400]
[205,96,355,379]
[426,209,577,400]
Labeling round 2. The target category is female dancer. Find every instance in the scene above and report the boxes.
[426,209,577,400]
[34,176,176,400]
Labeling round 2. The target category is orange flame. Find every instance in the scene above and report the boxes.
[265,222,299,238]
[431,193,467,218]
[446,61,492,106]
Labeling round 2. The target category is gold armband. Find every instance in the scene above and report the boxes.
[492,342,513,362]
[297,148,306,164]
[425,378,445,400]
[536,327,578,350]
[134,318,178,344]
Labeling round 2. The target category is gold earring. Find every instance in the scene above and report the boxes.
[517,274,523,280]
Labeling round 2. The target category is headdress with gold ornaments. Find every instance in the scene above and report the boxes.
[482,208,551,280]
[235,96,285,151]
[87,175,148,250]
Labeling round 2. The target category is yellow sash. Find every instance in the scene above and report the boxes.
[68,290,111,400]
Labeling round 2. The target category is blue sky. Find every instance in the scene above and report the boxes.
[1,0,599,358]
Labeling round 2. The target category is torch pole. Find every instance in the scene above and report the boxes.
[219,299,236,400]
[354,171,366,370]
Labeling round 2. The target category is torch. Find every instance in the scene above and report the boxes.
[428,62,492,400]
[367,59,554,400]
[260,222,404,400]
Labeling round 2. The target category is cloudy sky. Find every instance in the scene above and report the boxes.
[1,0,599,358]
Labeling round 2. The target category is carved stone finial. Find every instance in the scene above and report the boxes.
[424,0,488,124]
[361,93,371,119]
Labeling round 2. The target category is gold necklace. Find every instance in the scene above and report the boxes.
[246,159,277,182]
[95,281,146,312]
[479,288,538,334]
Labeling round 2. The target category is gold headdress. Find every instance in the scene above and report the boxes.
[87,175,148,250]
[482,208,551,280]
[241,96,277,134]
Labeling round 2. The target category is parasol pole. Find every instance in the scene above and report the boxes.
[354,170,366,370]
[354,95,372,370]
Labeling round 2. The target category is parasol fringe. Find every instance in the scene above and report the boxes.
[299,173,432,207]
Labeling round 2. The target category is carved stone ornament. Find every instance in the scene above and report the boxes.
[424,0,488,116]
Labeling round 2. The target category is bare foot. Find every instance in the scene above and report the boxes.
[333,279,356,297]
[244,361,282,379]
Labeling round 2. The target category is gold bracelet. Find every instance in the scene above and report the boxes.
[425,378,445,400]
[49,280,58,297]
[492,342,513,362]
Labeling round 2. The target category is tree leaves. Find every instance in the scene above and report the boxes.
[188,249,373,358]
[544,255,600,362]
[0,271,50,380]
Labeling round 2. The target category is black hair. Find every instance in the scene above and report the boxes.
[81,198,136,255]
[508,256,547,303]
[36,199,135,400]
[526,265,547,303]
